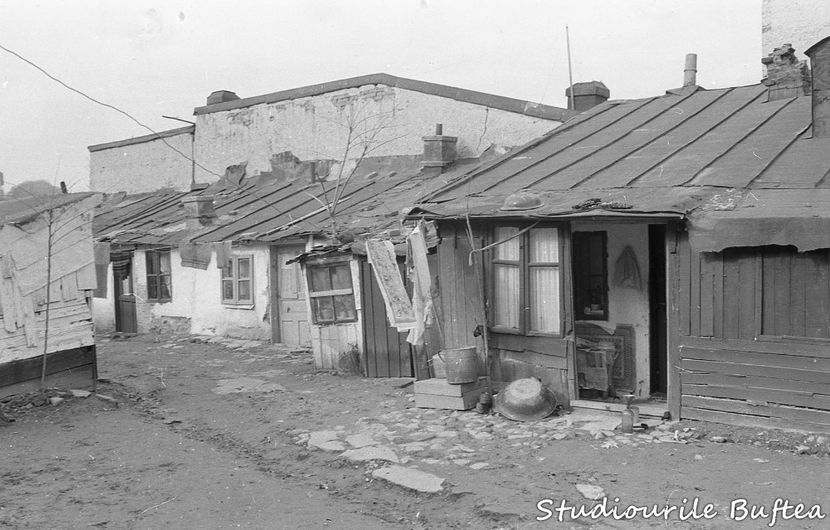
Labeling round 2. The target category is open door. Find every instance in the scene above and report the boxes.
[112,253,137,334]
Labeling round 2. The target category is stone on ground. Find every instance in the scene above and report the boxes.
[576,484,606,500]
[345,433,377,448]
[340,446,399,463]
[372,465,444,493]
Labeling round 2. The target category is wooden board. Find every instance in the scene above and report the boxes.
[414,377,486,410]
[0,345,96,396]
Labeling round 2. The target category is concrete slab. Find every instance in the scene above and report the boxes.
[345,433,378,448]
[372,465,444,493]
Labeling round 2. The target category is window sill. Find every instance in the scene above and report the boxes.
[148,299,172,304]
[222,303,255,310]
[313,319,359,327]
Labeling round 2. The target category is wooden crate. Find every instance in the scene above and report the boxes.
[414,377,487,410]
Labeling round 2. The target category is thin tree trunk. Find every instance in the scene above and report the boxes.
[40,209,54,388]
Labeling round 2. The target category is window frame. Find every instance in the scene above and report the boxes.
[221,254,255,307]
[488,223,564,337]
[306,258,358,325]
[145,249,172,303]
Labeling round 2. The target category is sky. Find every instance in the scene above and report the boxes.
[0,0,761,194]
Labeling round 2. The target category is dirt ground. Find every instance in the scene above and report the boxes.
[1,333,828,529]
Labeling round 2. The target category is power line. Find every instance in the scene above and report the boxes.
[0,42,315,234]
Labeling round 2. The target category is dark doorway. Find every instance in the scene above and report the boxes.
[648,224,668,394]
[113,253,137,334]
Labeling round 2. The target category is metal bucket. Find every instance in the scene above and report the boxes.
[441,347,477,384]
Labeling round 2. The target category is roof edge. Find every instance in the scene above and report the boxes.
[193,73,574,121]
[88,125,195,152]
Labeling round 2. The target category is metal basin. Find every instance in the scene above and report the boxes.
[494,378,557,422]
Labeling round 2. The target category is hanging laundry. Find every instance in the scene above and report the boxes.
[179,242,212,270]
[407,222,433,346]
[213,241,232,268]
[613,246,642,289]
[366,238,415,331]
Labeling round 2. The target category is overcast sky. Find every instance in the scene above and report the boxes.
[0,0,761,193]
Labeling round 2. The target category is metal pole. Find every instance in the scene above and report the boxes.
[566,25,575,111]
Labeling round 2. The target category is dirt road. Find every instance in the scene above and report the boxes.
[2,334,828,529]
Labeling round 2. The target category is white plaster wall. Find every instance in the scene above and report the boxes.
[193,85,560,182]
[763,0,830,57]
[572,222,651,397]
[90,246,271,340]
[91,262,116,331]
[89,132,194,193]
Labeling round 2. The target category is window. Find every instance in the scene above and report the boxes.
[307,261,357,324]
[490,226,561,335]
[222,255,254,305]
[146,250,172,302]
[573,231,608,321]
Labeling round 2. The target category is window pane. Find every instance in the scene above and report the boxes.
[237,280,251,301]
[237,258,251,279]
[222,279,234,300]
[159,252,171,274]
[529,228,559,263]
[309,266,332,292]
[222,259,234,279]
[494,227,520,261]
[530,266,560,333]
[331,264,352,290]
[493,264,520,328]
[146,252,158,274]
[147,278,158,300]
[334,294,356,320]
[312,297,335,322]
[159,275,172,299]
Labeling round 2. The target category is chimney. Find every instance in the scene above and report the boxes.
[422,123,457,173]
[805,37,830,138]
[182,195,216,229]
[683,54,698,87]
[206,90,240,105]
[564,81,610,111]
[762,43,811,102]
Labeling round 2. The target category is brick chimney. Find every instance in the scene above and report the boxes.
[422,124,457,174]
[182,195,216,229]
[762,43,811,102]
[206,90,240,105]
[806,37,830,138]
[565,81,610,111]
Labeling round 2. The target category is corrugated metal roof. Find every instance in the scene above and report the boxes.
[423,85,830,218]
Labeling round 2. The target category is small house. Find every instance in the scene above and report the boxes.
[411,43,830,432]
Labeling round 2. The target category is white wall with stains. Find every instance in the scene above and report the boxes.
[193,84,560,184]
[763,0,830,57]
[90,131,194,193]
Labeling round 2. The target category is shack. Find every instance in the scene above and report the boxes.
[0,193,100,397]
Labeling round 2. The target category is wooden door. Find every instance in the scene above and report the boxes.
[276,246,311,347]
[360,260,413,378]
[113,257,137,334]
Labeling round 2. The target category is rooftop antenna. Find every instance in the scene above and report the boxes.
[566,25,575,111]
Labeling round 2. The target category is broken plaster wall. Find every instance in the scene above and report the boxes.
[571,222,651,398]
[91,262,116,331]
[763,0,830,59]
[193,84,561,184]
[89,130,194,193]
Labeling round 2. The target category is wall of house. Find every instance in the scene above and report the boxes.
[193,85,560,183]
[93,246,271,340]
[89,131,194,193]
[763,0,830,57]
[91,262,116,331]
[572,222,651,398]
[673,233,830,433]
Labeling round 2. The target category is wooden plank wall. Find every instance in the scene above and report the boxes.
[676,236,830,432]
[360,260,413,378]
[0,345,97,399]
